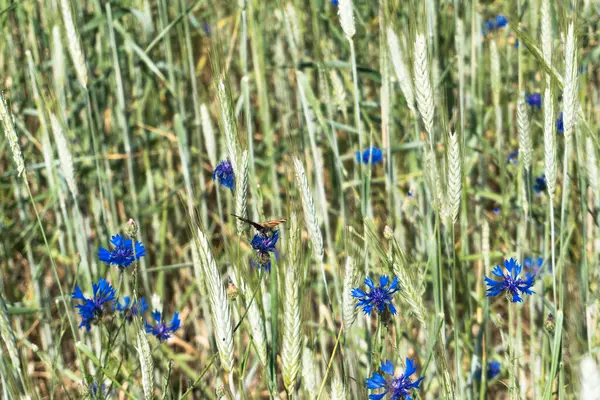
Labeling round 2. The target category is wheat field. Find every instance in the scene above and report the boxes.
[1,0,599,399]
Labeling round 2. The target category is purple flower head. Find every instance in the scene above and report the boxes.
[506,151,518,166]
[114,297,148,323]
[356,146,384,165]
[250,230,280,271]
[213,160,235,190]
[72,279,117,330]
[493,207,500,215]
[352,275,400,315]
[526,93,542,109]
[482,15,508,35]
[556,112,564,134]
[484,258,535,302]
[366,358,424,400]
[533,175,547,194]
[145,310,181,341]
[98,234,146,269]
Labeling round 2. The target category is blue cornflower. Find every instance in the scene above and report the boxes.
[484,258,535,303]
[250,230,280,271]
[213,160,235,190]
[474,361,501,381]
[366,359,424,400]
[482,15,508,35]
[356,146,384,165]
[331,0,339,5]
[524,257,546,275]
[88,381,110,399]
[145,310,181,341]
[114,297,148,323]
[506,151,518,166]
[352,275,400,315]
[493,207,500,215]
[98,234,146,269]
[533,174,547,194]
[72,279,117,331]
[525,93,542,109]
[556,112,564,134]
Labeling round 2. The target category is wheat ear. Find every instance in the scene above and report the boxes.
[235,150,249,236]
[195,228,235,372]
[59,0,88,88]
[337,0,355,40]
[387,27,415,114]
[517,96,532,171]
[447,131,461,224]
[562,22,578,143]
[413,33,434,140]
[543,88,557,197]
[216,79,238,168]
[50,113,78,199]
[136,329,154,400]
[0,93,25,177]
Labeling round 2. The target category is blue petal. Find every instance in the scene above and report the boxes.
[98,247,112,263]
[170,312,181,332]
[72,286,86,300]
[381,360,395,375]
[368,393,387,400]
[379,275,389,288]
[365,373,387,389]
[404,358,417,378]
[365,276,375,290]
[111,234,124,247]
[152,310,162,323]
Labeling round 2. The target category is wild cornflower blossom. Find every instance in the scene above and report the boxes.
[474,361,501,381]
[145,310,181,341]
[250,230,280,271]
[524,257,544,275]
[213,160,235,190]
[556,112,564,134]
[533,175,547,194]
[482,15,508,35]
[114,297,148,323]
[484,258,535,303]
[98,234,146,269]
[331,0,339,5]
[87,381,109,399]
[493,207,500,215]
[356,146,383,165]
[72,279,117,330]
[506,151,518,166]
[352,275,400,315]
[366,359,424,400]
[525,93,542,110]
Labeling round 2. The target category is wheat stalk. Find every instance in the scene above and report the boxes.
[59,0,88,88]
[232,272,267,366]
[50,113,78,199]
[447,131,461,224]
[293,157,324,261]
[0,93,25,177]
[136,329,154,400]
[540,0,552,69]
[337,0,355,40]
[0,293,21,373]
[330,376,347,400]
[342,253,359,331]
[586,137,598,199]
[543,88,557,196]
[282,212,302,391]
[195,228,235,372]
[387,27,415,115]
[235,150,249,236]
[200,103,217,166]
[216,79,238,168]
[562,22,578,143]
[517,95,532,171]
[413,33,434,140]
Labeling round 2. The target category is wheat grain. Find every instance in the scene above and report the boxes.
[387,27,415,115]
[282,213,302,391]
[195,228,235,372]
[59,0,88,88]
[517,95,532,171]
[216,79,238,168]
[540,0,552,68]
[543,88,557,196]
[50,114,78,199]
[0,93,24,178]
[330,376,347,400]
[0,293,21,373]
[562,22,578,143]
[447,131,461,224]
[413,34,434,140]
[235,150,249,236]
[337,0,355,40]
[342,254,359,331]
[293,157,324,260]
[136,329,154,400]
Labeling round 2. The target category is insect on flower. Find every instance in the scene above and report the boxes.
[98,234,146,269]
[114,297,148,323]
[366,358,424,400]
[145,310,181,341]
[72,279,117,330]
[231,213,286,234]
[352,275,400,316]
[484,258,535,303]
[213,160,235,190]
[251,230,280,271]
[356,146,384,165]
